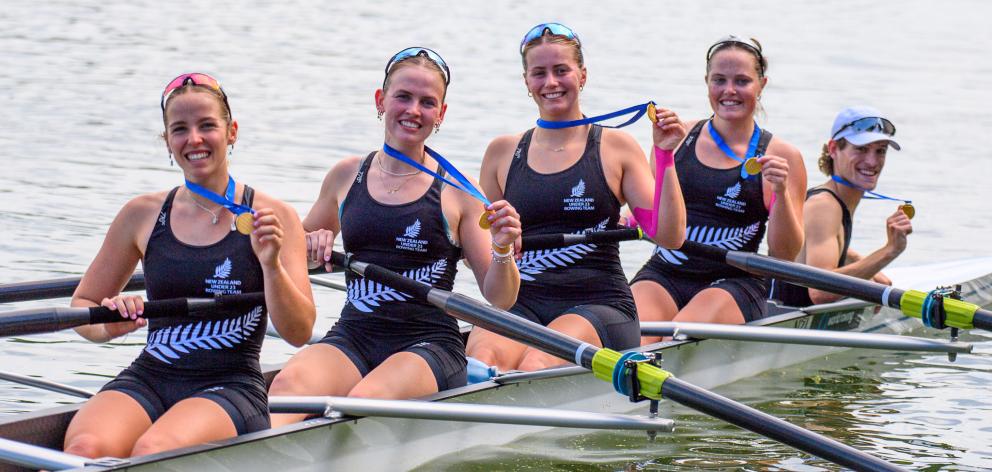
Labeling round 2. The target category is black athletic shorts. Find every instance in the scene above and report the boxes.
[631,268,769,322]
[318,324,467,391]
[100,365,269,435]
[509,297,640,350]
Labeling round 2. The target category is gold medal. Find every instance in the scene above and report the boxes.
[478,211,493,230]
[235,212,255,235]
[899,203,915,220]
[647,103,658,123]
[744,157,762,175]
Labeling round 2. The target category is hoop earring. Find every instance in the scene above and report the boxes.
[377,110,384,121]
[434,123,441,134]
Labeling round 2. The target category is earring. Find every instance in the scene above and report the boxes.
[434,123,441,134]
[580,85,584,92]
[169,152,174,167]
[377,110,384,121]
[228,144,234,159]
[527,91,533,97]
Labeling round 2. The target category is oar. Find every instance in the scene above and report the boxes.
[0,292,265,338]
[520,228,643,251]
[328,251,903,471]
[0,371,94,399]
[678,241,992,332]
[0,273,146,304]
[641,321,973,353]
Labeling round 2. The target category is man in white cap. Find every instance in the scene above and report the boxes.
[769,106,913,306]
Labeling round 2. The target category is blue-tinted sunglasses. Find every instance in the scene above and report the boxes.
[383,47,451,87]
[519,23,581,54]
[832,117,897,140]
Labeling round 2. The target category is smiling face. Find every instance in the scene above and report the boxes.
[705,47,766,122]
[522,42,586,117]
[376,63,447,148]
[164,89,237,181]
[830,139,890,190]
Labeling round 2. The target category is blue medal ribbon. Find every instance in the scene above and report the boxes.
[830,175,910,205]
[184,175,255,216]
[536,101,654,130]
[708,120,762,179]
[382,143,492,206]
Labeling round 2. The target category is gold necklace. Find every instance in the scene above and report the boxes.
[377,162,421,194]
[376,154,420,176]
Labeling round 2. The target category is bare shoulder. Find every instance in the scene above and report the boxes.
[804,191,843,225]
[600,127,641,150]
[484,132,525,162]
[767,136,803,162]
[326,155,365,186]
[119,190,170,220]
[251,189,301,220]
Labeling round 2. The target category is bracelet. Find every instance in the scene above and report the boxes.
[491,239,511,250]
[492,245,514,259]
[492,251,515,264]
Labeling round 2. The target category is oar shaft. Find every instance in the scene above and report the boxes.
[0,273,146,304]
[0,371,94,399]
[662,378,903,472]
[0,292,265,337]
[521,228,642,252]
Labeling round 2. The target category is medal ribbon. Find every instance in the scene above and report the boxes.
[536,101,655,129]
[707,121,761,179]
[382,143,492,206]
[830,175,911,205]
[184,175,254,216]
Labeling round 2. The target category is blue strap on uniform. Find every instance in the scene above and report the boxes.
[382,143,491,206]
[536,102,654,129]
[707,121,761,179]
[830,175,910,205]
[184,175,254,216]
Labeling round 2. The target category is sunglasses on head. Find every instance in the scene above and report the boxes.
[706,35,764,64]
[160,72,232,116]
[832,117,897,140]
[519,22,581,54]
[383,47,451,87]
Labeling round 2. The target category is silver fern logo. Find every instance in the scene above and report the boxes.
[654,222,760,265]
[564,179,595,211]
[144,306,263,364]
[724,182,742,199]
[518,219,608,281]
[214,258,232,279]
[395,218,428,253]
[570,179,586,198]
[716,181,747,214]
[404,219,422,238]
[347,259,448,312]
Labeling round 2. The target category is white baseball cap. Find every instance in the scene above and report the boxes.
[830,106,900,150]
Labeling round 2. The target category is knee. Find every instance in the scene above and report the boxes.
[348,382,390,400]
[131,431,180,457]
[64,433,112,459]
[268,367,307,396]
[466,345,499,367]
[517,352,564,372]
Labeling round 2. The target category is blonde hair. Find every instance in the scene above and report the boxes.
[521,34,584,70]
[383,56,448,101]
[818,139,849,176]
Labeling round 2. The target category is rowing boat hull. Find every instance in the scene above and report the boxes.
[2,257,991,471]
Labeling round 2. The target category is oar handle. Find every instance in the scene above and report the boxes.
[521,228,643,252]
[0,292,265,338]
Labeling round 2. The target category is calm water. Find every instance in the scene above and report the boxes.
[2,0,991,469]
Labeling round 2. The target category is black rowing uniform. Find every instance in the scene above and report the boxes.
[100,186,269,434]
[631,120,773,322]
[318,153,466,390]
[769,187,852,307]
[502,125,639,350]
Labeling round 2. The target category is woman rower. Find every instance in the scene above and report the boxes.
[631,35,807,344]
[465,23,686,372]
[268,47,521,426]
[64,73,316,458]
